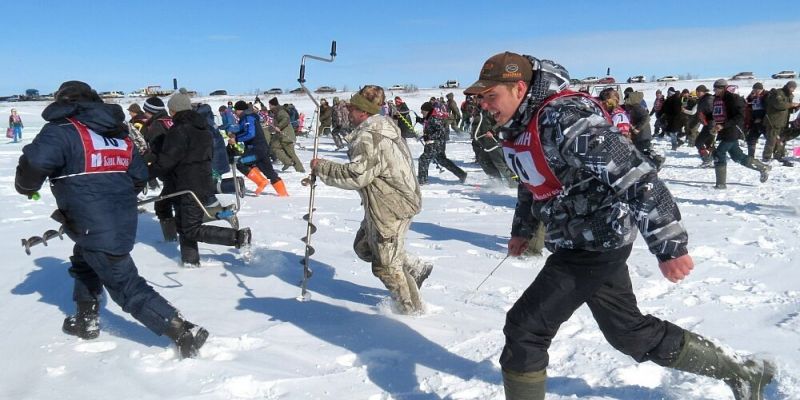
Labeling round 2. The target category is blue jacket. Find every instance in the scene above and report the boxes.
[228,110,260,143]
[15,101,147,254]
[219,109,236,132]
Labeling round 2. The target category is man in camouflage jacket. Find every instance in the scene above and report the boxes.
[311,86,432,315]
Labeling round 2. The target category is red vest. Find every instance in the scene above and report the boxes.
[68,118,134,174]
[502,91,608,201]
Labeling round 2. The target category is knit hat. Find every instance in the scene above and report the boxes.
[752,82,764,90]
[696,85,709,93]
[667,87,677,96]
[786,80,797,90]
[420,102,433,113]
[143,96,166,114]
[127,103,143,113]
[234,100,248,111]
[349,93,380,115]
[713,79,728,89]
[268,97,279,106]
[167,88,192,113]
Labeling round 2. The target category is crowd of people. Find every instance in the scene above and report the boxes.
[11,59,797,398]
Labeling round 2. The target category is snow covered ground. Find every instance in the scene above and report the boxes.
[1,82,799,399]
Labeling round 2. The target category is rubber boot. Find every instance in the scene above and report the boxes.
[160,218,178,242]
[745,157,771,183]
[502,368,546,400]
[714,165,727,189]
[165,315,209,359]
[271,178,289,197]
[246,167,270,196]
[62,300,100,340]
[670,331,775,400]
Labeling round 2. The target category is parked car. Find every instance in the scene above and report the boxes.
[657,75,679,82]
[731,71,755,80]
[438,80,459,89]
[265,88,283,95]
[209,89,228,96]
[627,75,646,83]
[387,84,405,91]
[771,70,796,79]
[597,76,615,84]
[99,91,125,99]
[315,86,337,93]
[289,87,306,94]
[581,76,600,83]
[569,78,582,86]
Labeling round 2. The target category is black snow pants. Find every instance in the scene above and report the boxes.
[500,244,686,373]
[418,140,465,183]
[175,195,237,264]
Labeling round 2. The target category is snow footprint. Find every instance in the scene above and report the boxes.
[73,341,117,353]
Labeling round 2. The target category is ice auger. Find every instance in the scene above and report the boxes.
[297,40,337,300]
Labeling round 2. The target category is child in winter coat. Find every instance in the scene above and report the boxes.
[8,108,23,142]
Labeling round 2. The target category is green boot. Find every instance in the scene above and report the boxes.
[714,165,727,189]
[670,332,775,400]
[502,368,546,400]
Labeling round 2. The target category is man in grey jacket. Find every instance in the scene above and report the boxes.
[311,85,432,315]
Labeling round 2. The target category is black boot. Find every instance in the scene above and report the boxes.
[165,316,209,359]
[160,218,178,242]
[714,165,727,189]
[235,227,252,249]
[670,332,775,400]
[63,300,100,340]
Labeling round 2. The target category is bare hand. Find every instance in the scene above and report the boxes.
[659,254,694,283]
[508,236,530,257]
[310,158,322,170]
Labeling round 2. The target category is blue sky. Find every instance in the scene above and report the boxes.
[2,0,799,95]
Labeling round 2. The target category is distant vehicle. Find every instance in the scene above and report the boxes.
[315,86,337,93]
[580,76,600,83]
[587,84,621,98]
[145,85,174,96]
[289,87,306,94]
[438,80,459,89]
[99,91,125,99]
[771,70,796,79]
[731,71,755,80]
[627,75,646,83]
[657,75,679,82]
[128,89,147,97]
[0,95,21,102]
[24,89,40,100]
[569,78,582,86]
[209,90,228,96]
[387,84,405,91]
[264,88,283,95]
[597,77,615,84]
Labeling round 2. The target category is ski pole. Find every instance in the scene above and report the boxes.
[297,40,337,301]
[473,255,510,292]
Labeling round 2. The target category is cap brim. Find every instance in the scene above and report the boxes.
[463,80,499,95]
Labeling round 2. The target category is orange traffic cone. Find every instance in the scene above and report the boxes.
[246,167,269,196]
[272,178,289,197]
